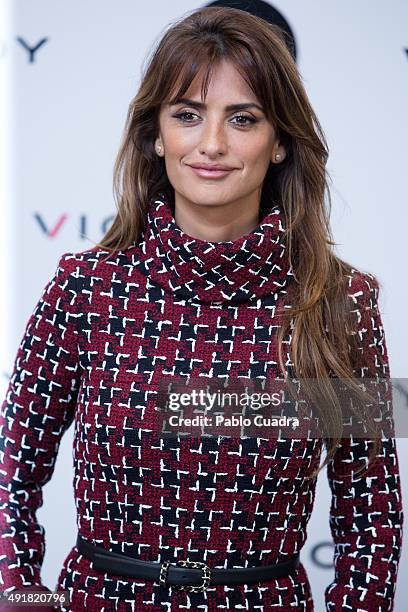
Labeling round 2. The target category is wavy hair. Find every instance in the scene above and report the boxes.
[94,6,383,479]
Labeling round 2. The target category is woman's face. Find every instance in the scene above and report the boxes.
[156,59,285,212]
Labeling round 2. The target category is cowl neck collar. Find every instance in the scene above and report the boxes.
[140,193,292,305]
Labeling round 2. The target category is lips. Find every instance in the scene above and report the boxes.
[189,164,235,171]
[187,165,235,179]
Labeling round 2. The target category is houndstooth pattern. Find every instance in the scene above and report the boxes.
[0,194,403,611]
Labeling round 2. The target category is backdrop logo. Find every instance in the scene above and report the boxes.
[310,542,335,569]
[205,0,297,61]
[16,37,49,63]
[34,213,114,240]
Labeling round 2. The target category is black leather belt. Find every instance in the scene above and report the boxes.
[76,533,300,593]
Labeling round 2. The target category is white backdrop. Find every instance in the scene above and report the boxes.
[1,1,407,610]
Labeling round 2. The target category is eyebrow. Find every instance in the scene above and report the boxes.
[168,97,264,113]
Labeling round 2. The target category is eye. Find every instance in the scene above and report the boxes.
[231,114,257,126]
[172,111,258,127]
[173,111,199,122]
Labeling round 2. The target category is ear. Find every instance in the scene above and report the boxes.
[154,137,164,156]
[271,144,286,164]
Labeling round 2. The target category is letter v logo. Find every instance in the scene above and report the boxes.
[34,213,68,238]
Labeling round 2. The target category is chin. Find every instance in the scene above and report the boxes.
[180,189,234,206]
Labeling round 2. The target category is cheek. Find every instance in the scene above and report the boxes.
[237,140,273,180]
[164,128,195,156]
[236,133,272,162]
[228,123,267,152]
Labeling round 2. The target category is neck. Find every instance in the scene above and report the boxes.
[173,190,262,242]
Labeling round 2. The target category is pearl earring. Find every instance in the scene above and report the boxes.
[275,153,281,162]
[156,145,162,155]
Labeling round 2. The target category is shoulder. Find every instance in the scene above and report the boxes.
[53,246,140,306]
[55,246,130,280]
[344,266,382,319]
[56,246,115,269]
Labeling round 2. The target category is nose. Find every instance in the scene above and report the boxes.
[197,117,228,157]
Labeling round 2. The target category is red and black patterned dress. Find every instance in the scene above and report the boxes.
[0,194,403,611]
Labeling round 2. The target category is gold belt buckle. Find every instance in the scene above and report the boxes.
[159,559,212,592]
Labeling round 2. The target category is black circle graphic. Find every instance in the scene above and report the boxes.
[204,0,297,61]
[310,542,335,569]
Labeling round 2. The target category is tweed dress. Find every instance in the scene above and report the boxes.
[0,193,403,611]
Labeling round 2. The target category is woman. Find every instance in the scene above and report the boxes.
[0,6,403,611]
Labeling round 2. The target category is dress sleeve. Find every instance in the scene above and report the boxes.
[324,272,404,611]
[0,253,82,600]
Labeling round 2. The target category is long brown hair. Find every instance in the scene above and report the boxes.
[94,6,383,479]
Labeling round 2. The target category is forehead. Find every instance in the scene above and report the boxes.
[166,58,259,104]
